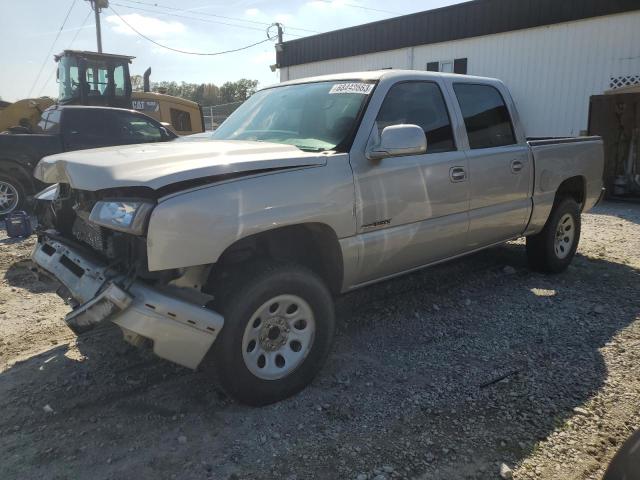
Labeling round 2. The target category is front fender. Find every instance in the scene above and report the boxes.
[146,157,356,271]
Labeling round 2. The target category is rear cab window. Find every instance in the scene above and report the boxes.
[453,83,516,149]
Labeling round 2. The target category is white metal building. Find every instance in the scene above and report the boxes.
[277,0,640,137]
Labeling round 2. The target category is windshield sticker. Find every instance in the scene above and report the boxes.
[329,83,374,95]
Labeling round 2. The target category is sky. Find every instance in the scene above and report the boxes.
[0,0,465,103]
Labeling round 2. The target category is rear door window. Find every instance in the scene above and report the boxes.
[375,81,456,153]
[62,109,111,149]
[453,83,516,149]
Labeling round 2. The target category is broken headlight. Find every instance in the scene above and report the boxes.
[34,183,60,201]
[88,200,154,235]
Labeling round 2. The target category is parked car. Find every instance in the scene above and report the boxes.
[30,70,604,405]
[0,105,177,217]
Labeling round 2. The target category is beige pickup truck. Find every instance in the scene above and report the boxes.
[31,70,604,405]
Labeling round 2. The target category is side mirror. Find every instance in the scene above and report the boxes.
[367,124,427,160]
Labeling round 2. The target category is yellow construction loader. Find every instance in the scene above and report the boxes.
[0,97,55,133]
[0,50,204,135]
[56,50,204,135]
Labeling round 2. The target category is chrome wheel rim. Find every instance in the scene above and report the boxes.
[554,213,575,259]
[242,294,316,380]
[0,181,19,215]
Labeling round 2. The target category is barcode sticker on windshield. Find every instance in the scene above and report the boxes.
[329,83,374,95]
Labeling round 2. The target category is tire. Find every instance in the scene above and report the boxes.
[207,261,335,406]
[526,197,581,273]
[0,174,26,218]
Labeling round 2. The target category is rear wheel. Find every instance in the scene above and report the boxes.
[526,197,581,273]
[206,261,335,406]
[0,174,25,218]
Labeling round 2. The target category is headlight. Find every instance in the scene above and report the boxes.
[89,200,154,235]
[34,183,60,202]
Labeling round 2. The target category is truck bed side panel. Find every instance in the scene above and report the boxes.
[525,137,604,235]
[0,134,63,168]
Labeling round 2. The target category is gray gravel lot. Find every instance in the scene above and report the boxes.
[0,201,639,480]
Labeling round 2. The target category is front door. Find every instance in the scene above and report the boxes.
[350,80,470,284]
[451,83,532,248]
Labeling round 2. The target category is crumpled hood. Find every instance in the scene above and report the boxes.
[34,140,327,191]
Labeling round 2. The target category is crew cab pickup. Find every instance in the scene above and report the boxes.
[0,105,176,216]
[30,71,604,405]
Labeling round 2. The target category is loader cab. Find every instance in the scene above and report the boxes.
[55,50,133,109]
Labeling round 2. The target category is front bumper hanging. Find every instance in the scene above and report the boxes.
[31,235,224,370]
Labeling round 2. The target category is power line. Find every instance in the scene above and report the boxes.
[38,10,93,96]
[316,0,401,16]
[117,0,320,33]
[28,0,77,98]
[109,5,277,55]
[110,1,303,37]
[69,10,94,47]
[110,2,263,32]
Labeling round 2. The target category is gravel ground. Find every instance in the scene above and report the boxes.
[0,201,639,480]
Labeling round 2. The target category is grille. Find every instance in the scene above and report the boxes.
[72,215,107,254]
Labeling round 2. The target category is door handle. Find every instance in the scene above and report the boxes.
[511,160,524,173]
[449,166,467,182]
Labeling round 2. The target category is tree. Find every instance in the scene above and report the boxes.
[149,79,258,106]
[220,79,259,104]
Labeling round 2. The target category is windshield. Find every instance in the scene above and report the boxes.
[58,56,129,103]
[212,81,375,152]
[58,56,80,103]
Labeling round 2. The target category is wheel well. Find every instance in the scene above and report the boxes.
[215,223,344,295]
[555,176,585,208]
[0,160,36,193]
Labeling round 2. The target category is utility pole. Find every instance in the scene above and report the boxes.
[270,23,284,73]
[87,0,109,52]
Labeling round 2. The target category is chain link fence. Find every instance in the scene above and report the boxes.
[202,101,244,130]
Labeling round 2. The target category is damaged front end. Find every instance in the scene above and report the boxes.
[31,185,223,370]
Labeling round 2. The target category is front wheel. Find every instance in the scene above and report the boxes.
[526,197,581,273]
[207,262,335,406]
[0,174,25,218]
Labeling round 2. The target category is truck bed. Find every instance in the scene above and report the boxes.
[525,135,604,234]
[0,133,63,163]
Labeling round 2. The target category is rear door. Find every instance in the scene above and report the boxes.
[62,109,116,151]
[451,82,532,248]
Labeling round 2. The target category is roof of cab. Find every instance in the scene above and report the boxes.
[268,69,501,90]
[54,50,135,62]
